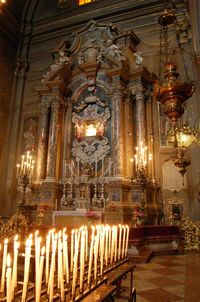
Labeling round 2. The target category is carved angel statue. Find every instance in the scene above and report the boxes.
[41,50,70,83]
[105,39,125,61]
[58,50,70,65]
[134,52,143,66]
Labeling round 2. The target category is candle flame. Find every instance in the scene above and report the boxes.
[4,238,8,244]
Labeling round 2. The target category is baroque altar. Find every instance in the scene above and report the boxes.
[32,20,160,226]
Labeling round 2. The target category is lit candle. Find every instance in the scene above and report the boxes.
[85,226,88,263]
[122,226,126,259]
[118,224,122,260]
[70,229,74,273]
[94,236,98,282]
[110,227,114,265]
[45,232,51,283]
[100,231,104,277]
[63,234,69,284]
[36,246,45,302]
[22,238,32,302]
[87,233,94,285]
[6,254,12,302]
[11,235,19,299]
[79,230,85,292]
[35,235,41,289]
[1,238,8,293]
[72,240,79,297]
[105,226,109,267]
[48,235,57,300]
[114,226,117,263]
[57,231,62,289]
[58,242,64,301]
[125,225,130,257]
[108,226,111,259]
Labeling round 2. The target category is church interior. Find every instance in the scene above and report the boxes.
[0,0,200,301]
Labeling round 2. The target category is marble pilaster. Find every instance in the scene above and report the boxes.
[36,101,50,181]
[132,85,147,146]
[112,88,124,176]
[46,98,60,181]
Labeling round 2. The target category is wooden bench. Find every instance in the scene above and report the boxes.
[106,262,136,302]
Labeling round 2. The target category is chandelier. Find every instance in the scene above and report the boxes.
[154,9,195,130]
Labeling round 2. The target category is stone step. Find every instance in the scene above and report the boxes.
[128,247,153,263]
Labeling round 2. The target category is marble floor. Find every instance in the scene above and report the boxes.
[115,252,200,302]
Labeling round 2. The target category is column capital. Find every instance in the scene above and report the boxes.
[131,85,144,97]
[39,102,50,112]
[112,87,128,100]
[49,95,60,103]
[51,101,60,110]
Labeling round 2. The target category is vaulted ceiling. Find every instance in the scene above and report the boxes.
[0,0,26,56]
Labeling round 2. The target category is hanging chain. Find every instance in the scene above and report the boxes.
[159,25,163,82]
[175,19,191,83]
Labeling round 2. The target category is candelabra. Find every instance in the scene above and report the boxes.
[16,151,35,205]
[131,142,153,208]
[131,141,152,185]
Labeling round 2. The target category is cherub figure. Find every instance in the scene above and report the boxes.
[134,52,143,66]
[105,39,125,61]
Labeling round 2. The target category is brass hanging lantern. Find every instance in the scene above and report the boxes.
[173,148,190,185]
[154,9,195,128]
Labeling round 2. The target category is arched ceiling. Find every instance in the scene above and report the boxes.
[0,0,27,54]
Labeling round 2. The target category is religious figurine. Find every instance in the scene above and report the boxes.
[58,50,70,65]
[134,52,143,66]
[105,39,125,61]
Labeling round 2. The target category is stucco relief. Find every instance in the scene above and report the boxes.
[71,93,111,164]
[72,137,110,164]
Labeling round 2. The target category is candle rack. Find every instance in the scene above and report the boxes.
[0,224,130,302]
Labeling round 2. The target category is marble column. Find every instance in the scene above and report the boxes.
[132,85,147,146]
[46,99,60,181]
[112,88,124,176]
[36,101,50,181]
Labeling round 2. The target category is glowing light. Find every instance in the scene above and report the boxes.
[85,124,97,137]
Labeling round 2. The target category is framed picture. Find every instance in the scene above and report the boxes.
[21,116,39,155]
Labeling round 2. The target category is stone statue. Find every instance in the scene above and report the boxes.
[105,39,125,61]
[58,50,70,65]
[134,52,143,66]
